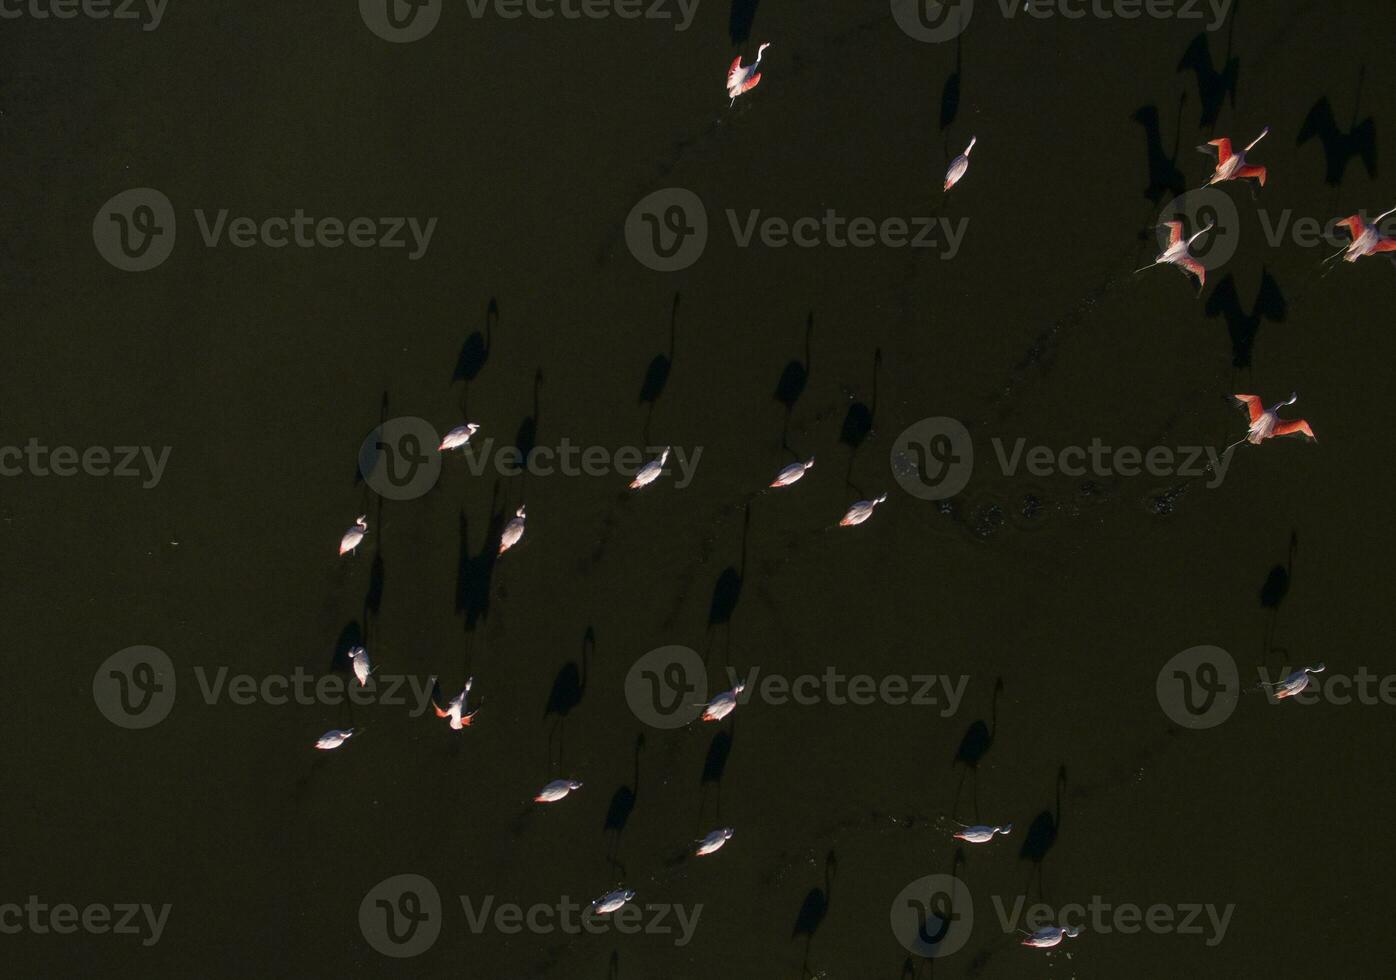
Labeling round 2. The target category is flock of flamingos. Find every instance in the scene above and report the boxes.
[308,38,1384,954]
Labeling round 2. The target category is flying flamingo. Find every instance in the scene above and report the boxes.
[1136,220,1214,292]
[1226,394,1316,452]
[1199,126,1269,187]
[1328,206,1396,263]
[727,43,770,106]
[944,136,977,192]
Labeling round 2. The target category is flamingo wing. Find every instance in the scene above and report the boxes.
[1178,256,1206,288]
[1373,236,1396,253]
[733,71,762,97]
[1335,215,1367,241]
[1206,138,1234,164]
[1163,220,1184,247]
[1272,419,1316,442]
[1236,164,1267,186]
[1231,394,1265,424]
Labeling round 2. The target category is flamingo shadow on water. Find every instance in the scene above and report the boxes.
[454,298,496,416]
[773,313,812,453]
[791,851,835,978]
[604,734,644,877]
[952,677,1003,821]
[1019,766,1067,899]
[607,951,619,980]
[698,729,733,827]
[638,293,680,446]
[544,626,592,771]
[456,481,506,634]
[706,505,750,664]
[329,621,365,675]
[1204,270,1286,373]
[839,348,881,489]
[900,849,968,975]
[728,0,760,45]
[1298,68,1378,187]
[1131,97,1188,231]
[513,368,543,482]
[1260,530,1298,657]
[940,29,962,132]
[1177,15,1238,131]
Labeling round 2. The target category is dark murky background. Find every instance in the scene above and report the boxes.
[3,1,1393,976]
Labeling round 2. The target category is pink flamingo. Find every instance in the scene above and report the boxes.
[1136,220,1214,292]
[1328,206,1396,264]
[727,43,770,106]
[1226,393,1316,451]
[1199,127,1269,187]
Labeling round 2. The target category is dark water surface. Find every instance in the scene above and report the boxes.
[4,1,1394,976]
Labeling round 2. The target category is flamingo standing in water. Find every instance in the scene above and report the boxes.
[944,136,977,192]
[1200,127,1270,187]
[1021,925,1081,949]
[439,423,481,452]
[1227,394,1317,451]
[1328,206,1396,263]
[839,494,887,527]
[770,457,814,488]
[338,515,367,556]
[1265,664,1326,700]
[1137,220,1214,292]
[727,43,771,106]
[498,505,527,555]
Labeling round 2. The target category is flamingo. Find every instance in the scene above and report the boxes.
[534,779,583,803]
[1265,664,1326,700]
[1021,925,1081,949]
[694,827,735,857]
[591,888,636,915]
[726,43,770,106]
[953,822,1013,844]
[338,515,367,556]
[944,136,977,192]
[349,646,373,687]
[315,727,357,750]
[1136,220,1214,292]
[770,457,814,488]
[1226,394,1316,451]
[629,447,671,490]
[1328,207,1396,263]
[498,505,526,555]
[839,494,887,527]
[430,677,479,730]
[702,682,746,722]
[1199,127,1269,187]
[439,423,480,452]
